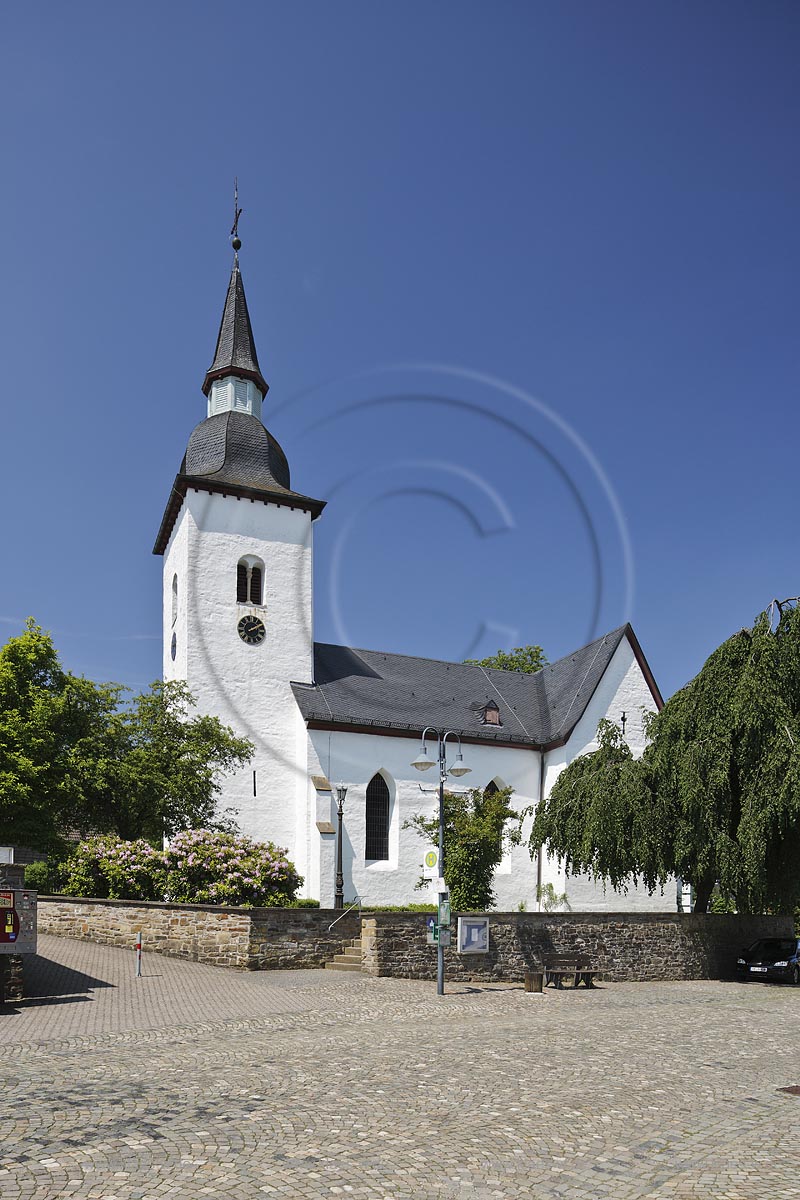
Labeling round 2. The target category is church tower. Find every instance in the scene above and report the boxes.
[153,220,325,861]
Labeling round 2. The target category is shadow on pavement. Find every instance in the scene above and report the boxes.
[9,954,115,1012]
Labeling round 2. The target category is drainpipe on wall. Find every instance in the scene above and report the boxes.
[536,747,546,910]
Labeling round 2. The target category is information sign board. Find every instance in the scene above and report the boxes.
[457,916,489,954]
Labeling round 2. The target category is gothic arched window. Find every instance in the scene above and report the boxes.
[171,574,178,626]
[237,557,264,606]
[484,780,499,797]
[365,773,390,861]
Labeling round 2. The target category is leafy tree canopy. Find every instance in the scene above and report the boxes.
[405,784,518,910]
[464,645,548,674]
[0,621,254,854]
[529,600,800,913]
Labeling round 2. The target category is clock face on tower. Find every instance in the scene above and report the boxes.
[237,615,266,646]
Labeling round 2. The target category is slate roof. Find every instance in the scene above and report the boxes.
[153,411,326,555]
[291,625,662,750]
[202,259,268,398]
[184,411,292,491]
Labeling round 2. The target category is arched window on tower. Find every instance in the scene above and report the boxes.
[365,773,390,861]
[236,557,264,606]
[171,574,178,626]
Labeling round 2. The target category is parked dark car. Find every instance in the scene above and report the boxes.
[737,938,800,984]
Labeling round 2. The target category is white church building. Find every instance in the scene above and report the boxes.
[154,240,672,912]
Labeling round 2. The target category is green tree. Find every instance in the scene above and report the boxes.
[0,620,82,855]
[70,680,254,843]
[527,718,667,898]
[465,645,548,673]
[529,600,800,913]
[405,784,518,910]
[0,622,254,852]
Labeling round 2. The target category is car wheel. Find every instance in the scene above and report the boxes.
[793,966,799,987]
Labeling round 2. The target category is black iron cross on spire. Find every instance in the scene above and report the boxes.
[231,177,243,251]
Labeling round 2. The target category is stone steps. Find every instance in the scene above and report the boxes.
[325,938,363,973]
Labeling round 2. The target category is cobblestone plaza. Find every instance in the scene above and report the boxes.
[3,936,800,1199]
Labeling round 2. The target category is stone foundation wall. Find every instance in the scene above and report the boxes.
[248,910,360,969]
[361,912,794,982]
[0,955,24,1004]
[37,899,792,981]
[38,898,359,971]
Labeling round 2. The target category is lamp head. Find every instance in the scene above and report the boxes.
[448,753,471,778]
[411,744,436,772]
[335,784,348,807]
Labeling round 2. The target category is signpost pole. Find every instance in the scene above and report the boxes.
[135,932,142,978]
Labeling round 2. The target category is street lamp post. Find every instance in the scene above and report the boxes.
[411,728,471,995]
[334,784,347,910]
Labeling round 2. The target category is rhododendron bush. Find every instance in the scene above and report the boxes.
[162,830,301,906]
[60,831,302,906]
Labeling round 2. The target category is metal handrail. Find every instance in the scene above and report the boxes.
[328,895,362,931]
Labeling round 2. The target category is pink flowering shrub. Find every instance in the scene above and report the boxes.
[162,830,302,906]
[60,830,302,906]
[62,836,165,901]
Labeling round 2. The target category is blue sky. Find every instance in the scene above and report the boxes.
[1,1,797,701]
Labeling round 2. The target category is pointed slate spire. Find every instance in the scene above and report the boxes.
[202,258,269,398]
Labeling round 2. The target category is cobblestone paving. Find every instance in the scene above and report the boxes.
[3,936,800,1199]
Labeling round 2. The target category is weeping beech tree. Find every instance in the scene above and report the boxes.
[529,600,800,913]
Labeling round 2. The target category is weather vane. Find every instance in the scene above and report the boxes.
[231,177,242,253]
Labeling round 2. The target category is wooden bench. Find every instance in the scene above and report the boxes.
[524,957,602,992]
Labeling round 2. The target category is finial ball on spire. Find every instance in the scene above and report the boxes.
[232,235,242,251]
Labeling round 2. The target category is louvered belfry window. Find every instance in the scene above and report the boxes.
[237,559,265,605]
[365,773,390,861]
[234,379,248,410]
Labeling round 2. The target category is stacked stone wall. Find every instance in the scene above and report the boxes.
[247,910,360,969]
[37,899,792,981]
[38,898,359,971]
[39,897,252,968]
[0,955,24,1003]
[361,911,794,982]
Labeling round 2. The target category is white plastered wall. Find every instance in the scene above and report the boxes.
[161,488,314,872]
[305,728,543,909]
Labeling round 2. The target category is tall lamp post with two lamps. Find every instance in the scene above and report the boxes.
[411,728,471,995]
[334,784,347,910]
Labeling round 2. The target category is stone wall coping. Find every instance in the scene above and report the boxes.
[361,910,775,925]
[38,895,344,918]
[37,898,789,927]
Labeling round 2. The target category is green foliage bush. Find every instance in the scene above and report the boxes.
[56,831,303,906]
[405,785,518,911]
[24,859,64,894]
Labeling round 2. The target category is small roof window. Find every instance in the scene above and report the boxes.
[480,702,502,727]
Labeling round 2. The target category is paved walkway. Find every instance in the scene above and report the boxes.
[3,936,800,1199]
